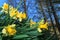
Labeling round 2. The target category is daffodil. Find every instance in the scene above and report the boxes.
[10,7,17,13]
[2,24,16,36]
[2,3,8,10]
[38,22,48,30]
[30,19,36,26]
[10,10,18,19]
[2,28,7,36]
[22,13,27,19]
[16,12,27,19]
[10,7,14,11]
[37,28,42,32]
[16,12,23,18]
[6,26,16,35]
[16,12,23,22]
[18,18,22,22]
[11,24,16,27]
[9,6,18,19]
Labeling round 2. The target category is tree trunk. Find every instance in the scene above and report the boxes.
[38,0,47,22]
[46,0,59,40]
[24,0,26,13]
[49,0,60,32]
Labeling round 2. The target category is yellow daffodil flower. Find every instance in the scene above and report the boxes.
[10,7,14,11]
[16,12,23,18]
[30,19,36,26]
[2,28,7,36]
[16,12,23,22]
[11,24,16,27]
[16,12,27,19]
[22,13,27,19]
[10,10,17,19]
[10,7,17,12]
[3,3,8,10]
[6,26,16,35]
[18,18,22,22]
[2,24,16,36]
[38,22,48,30]
[37,28,42,32]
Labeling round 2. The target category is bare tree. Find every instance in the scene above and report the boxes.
[46,0,59,40]
[38,0,47,22]
[49,0,60,32]
[24,0,26,13]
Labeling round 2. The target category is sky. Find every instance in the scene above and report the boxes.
[0,0,7,6]
[0,0,60,22]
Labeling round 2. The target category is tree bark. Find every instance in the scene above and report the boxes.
[49,0,60,32]
[46,0,59,40]
[24,0,26,13]
[38,0,47,22]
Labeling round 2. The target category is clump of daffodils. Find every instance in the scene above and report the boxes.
[29,19,48,32]
[1,3,27,36]
[2,24,16,36]
[37,19,48,32]
[2,3,27,22]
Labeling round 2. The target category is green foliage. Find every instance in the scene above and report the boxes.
[0,10,50,40]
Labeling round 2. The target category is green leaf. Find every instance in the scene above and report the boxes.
[26,27,35,31]
[13,34,29,39]
[0,36,2,40]
[26,31,43,36]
